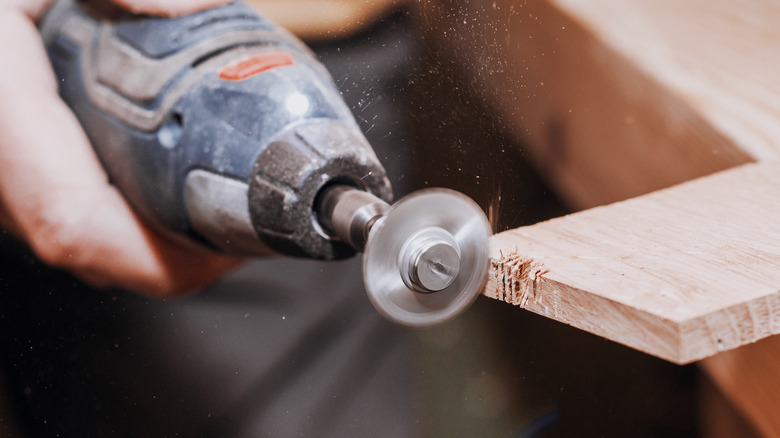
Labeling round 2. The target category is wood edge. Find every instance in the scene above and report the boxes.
[681,292,780,364]
[482,250,688,364]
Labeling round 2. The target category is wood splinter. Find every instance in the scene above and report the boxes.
[487,250,549,308]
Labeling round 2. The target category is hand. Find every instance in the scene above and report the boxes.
[0,0,243,297]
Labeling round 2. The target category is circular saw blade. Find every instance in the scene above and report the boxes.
[363,189,491,327]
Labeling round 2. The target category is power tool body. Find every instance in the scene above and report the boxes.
[40,0,490,326]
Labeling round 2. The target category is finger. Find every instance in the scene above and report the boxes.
[108,0,233,17]
[0,9,243,297]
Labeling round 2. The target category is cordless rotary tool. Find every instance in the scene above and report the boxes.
[40,0,491,326]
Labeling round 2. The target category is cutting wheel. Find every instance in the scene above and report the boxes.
[363,189,491,327]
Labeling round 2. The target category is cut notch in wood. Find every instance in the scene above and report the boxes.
[488,250,549,308]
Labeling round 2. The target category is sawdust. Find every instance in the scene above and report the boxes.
[488,250,548,307]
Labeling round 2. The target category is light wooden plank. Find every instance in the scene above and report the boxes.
[555,0,780,162]
[412,0,773,208]
[415,0,780,429]
[483,162,780,364]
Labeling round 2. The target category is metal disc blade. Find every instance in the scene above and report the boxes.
[363,189,491,327]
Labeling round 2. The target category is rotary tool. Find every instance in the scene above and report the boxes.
[39,0,491,326]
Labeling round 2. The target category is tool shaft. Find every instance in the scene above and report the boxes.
[319,186,474,298]
[317,185,390,252]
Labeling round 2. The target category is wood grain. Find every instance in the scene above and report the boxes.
[556,0,780,161]
[416,0,780,429]
[411,0,773,209]
[484,162,780,364]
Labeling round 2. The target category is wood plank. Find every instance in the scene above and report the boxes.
[412,0,774,209]
[554,0,780,161]
[483,162,780,364]
[414,0,780,430]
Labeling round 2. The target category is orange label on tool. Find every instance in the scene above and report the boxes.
[218,51,295,81]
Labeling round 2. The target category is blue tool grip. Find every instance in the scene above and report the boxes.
[39,0,392,259]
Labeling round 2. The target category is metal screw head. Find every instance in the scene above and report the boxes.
[412,241,461,292]
[399,227,461,293]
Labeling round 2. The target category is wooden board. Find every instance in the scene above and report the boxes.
[483,161,780,364]
[411,0,780,209]
[414,0,780,431]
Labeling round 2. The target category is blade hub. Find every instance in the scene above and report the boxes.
[362,188,491,327]
[400,227,461,293]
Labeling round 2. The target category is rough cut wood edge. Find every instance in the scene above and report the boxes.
[485,251,684,363]
[482,162,780,364]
